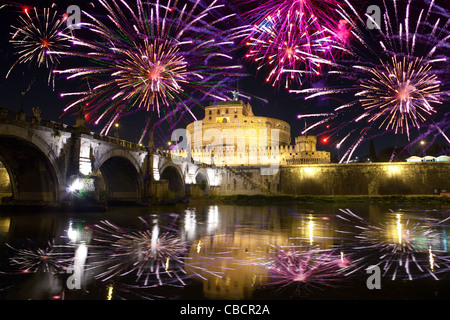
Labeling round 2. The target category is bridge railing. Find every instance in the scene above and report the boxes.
[92,133,147,151]
[0,107,148,151]
[0,107,71,132]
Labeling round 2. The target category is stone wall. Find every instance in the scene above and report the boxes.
[211,162,449,196]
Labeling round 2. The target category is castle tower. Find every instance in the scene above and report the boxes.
[295,135,317,153]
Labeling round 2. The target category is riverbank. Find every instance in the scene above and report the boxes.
[205,194,450,205]
[2,193,449,212]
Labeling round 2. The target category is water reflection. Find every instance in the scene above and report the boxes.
[335,208,450,281]
[0,203,448,300]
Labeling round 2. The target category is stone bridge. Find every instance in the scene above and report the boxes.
[1,108,448,209]
[0,108,221,208]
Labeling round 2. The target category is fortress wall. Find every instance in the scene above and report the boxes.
[210,162,449,196]
[278,162,450,196]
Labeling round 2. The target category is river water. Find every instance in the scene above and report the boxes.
[0,200,449,300]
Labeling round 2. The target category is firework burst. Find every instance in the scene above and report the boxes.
[292,0,449,162]
[53,0,243,138]
[4,241,74,274]
[88,214,222,287]
[233,0,342,89]
[335,208,450,280]
[7,6,71,82]
[261,243,349,296]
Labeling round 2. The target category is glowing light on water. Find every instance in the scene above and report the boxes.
[396,214,402,244]
[308,216,314,245]
[106,284,113,300]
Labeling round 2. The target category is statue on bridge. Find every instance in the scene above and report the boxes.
[74,104,86,128]
[32,106,42,125]
[73,104,91,134]
[32,106,42,118]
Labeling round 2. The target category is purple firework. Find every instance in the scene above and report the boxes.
[261,243,350,296]
[52,0,243,139]
[291,0,449,162]
[87,214,221,287]
[232,0,343,89]
[335,208,450,280]
[5,241,74,274]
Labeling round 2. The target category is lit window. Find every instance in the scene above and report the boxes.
[216,117,230,124]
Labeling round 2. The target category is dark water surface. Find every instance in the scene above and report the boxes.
[0,200,449,300]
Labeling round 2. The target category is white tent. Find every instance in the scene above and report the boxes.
[406,156,422,162]
[436,155,450,162]
[422,156,436,162]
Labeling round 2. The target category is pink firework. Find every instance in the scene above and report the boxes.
[233,0,342,89]
[262,243,349,296]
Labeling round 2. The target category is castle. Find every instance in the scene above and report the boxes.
[172,100,330,166]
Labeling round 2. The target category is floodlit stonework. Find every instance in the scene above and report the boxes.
[179,100,330,166]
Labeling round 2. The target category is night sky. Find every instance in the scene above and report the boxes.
[0,0,447,161]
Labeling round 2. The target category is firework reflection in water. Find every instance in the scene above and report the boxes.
[260,243,351,296]
[88,214,223,289]
[335,208,450,281]
[4,240,74,274]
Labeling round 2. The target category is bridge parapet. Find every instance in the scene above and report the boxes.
[0,107,71,133]
[0,108,226,208]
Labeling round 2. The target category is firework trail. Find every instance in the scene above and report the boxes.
[291,0,449,162]
[87,214,223,287]
[3,241,74,274]
[335,208,450,281]
[260,243,351,297]
[7,6,72,85]
[232,0,344,90]
[53,0,243,139]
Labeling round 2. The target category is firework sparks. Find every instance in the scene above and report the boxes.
[53,0,243,138]
[7,6,71,81]
[232,0,342,89]
[335,208,450,280]
[87,214,222,287]
[5,241,74,274]
[291,0,448,162]
[261,243,349,296]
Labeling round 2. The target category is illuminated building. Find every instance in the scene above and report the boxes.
[174,100,330,166]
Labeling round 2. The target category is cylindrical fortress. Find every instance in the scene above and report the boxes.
[186,100,291,165]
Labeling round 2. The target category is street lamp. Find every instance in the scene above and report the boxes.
[419,140,426,156]
[114,123,120,138]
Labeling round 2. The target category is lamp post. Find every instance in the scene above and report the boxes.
[420,140,425,156]
[114,123,119,138]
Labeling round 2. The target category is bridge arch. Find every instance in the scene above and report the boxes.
[0,125,62,204]
[93,149,143,202]
[194,167,210,195]
[159,161,186,197]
